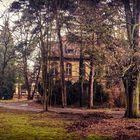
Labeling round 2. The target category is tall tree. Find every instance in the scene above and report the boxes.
[13,17,37,100]
[52,0,76,107]
[121,0,140,118]
[11,0,52,111]
[0,15,16,99]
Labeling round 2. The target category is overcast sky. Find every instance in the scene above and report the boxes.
[0,0,14,15]
[0,0,15,24]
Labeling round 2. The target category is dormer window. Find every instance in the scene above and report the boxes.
[67,49,74,54]
[65,47,74,54]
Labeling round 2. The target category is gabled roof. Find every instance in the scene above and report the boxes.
[51,36,90,61]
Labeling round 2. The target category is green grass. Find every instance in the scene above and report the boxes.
[86,134,111,140]
[0,109,111,140]
[0,98,27,103]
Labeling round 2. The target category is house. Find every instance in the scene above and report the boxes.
[49,37,90,83]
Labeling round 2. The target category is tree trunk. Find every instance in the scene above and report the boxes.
[0,62,6,99]
[23,57,31,100]
[40,36,48,111]
[18,82,21,99]
[37,10,49,111]
[41,40,48,111]
[31,64,41,100]
[41,34,49,111]
[42,58,48,111]
[122,0,140,118]
[79,45,84,107]
[0,76,4,99]
[79,32,85,107]
[122,66,140,118]
[57,22,67,108]
[119,79,125,107]
[88,56,94,109]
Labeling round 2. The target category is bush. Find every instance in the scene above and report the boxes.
[38,79,124,108]
[94,80,108,105]
[0,73,15,100]
[50,80,89,106]
[67,81,80,105]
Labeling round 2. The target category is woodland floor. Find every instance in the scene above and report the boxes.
[0,99,139,140]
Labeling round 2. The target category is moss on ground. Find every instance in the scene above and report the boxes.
[86,134,111,140]
[0,109,110,140]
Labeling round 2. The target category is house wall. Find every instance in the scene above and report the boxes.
[49,60,90,83]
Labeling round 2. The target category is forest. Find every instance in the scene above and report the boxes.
[0,0,139,140]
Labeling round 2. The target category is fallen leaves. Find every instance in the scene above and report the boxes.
[67,112,140,140]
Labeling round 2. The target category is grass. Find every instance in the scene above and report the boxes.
[0,109,111,140]
[0,98,27,103]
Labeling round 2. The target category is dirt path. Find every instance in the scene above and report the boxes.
[0,100,124,118]
[0,100,42,112]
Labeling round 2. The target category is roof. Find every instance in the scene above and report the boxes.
[50,37,90,61]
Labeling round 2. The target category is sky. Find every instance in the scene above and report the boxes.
[0,0,14,16]
[0,0,14,11]
[0,0,16,26]
[0,0,35,69]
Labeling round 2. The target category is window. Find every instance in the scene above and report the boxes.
[67,49,74,54]
[65,48,74,54]
[51,62,58,76]
[66,63,72,76]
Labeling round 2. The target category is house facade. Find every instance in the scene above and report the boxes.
[49,38,90,83]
